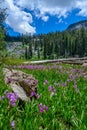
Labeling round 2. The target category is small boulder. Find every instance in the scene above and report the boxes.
[3,68,38,101]
[82,62,87,66]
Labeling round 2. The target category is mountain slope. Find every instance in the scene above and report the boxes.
[67,20,87,30]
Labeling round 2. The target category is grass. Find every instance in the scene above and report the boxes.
[1,57,26,65]
[0,61,87,130]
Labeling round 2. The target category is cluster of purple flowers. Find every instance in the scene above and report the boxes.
[13,63,60,71]
[6,92,18,107]
[14,64,46,70]
[38,103,48,113]
[30,91,40,99]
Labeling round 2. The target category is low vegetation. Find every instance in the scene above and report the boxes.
[0,61,87,130]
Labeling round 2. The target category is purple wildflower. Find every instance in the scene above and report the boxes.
[30,91,36,97]
[6,92,18,107]
[71,69,76,73]
[36,93,40,99]
[59,66,62,69]
[40,107,44,113]
[73,83,79,93]
[43,80,48,85]
[30,91,40,99]
[38,103,48,113]
[43,105,48,111]
[38,103,43,108]
[48,85,56,96]
[48,86,54,91]
[10,121,15,128]
[84,75,87,79]
[61,82,66,87]
[69,74,75,80]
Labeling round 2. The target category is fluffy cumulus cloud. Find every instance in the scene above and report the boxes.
[3,0,87,34]
[76,0,87,16]
[5,0,36,34]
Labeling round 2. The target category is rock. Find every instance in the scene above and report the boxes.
[3,68,38,101]
[10,82,29,101]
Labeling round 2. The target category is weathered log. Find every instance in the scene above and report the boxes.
[23,57,87,65]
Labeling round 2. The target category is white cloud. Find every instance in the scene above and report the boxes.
[16,0,87,18]
[41,16,49,22]
[76,0,87,16]
[2,0,87,34]
[5,0,36,34]
[16,0,72,19]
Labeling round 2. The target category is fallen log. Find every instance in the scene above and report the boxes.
[82,62,87,66]
[23,57,87,65]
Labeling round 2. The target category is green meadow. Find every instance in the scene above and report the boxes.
[0,61,87,130]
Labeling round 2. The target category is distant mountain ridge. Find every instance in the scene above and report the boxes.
[67,20,87,30]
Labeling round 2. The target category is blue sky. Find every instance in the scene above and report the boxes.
[2,0,87,36]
